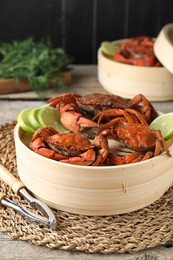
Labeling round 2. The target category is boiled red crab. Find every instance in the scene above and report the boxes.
[114,36,162,67]
[47,92,158,126]
[29,126,109,166]
[94,108,171,165]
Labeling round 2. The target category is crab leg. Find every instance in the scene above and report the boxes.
[47,92,81,106]
[108,152,144,165]
[129,94,158,123]
[124,108,148,125]
[153,131,171,157]
[92,135,109,166]
[93,109,126,124]
[108,151,156,165]
[61,149,96,166]
[30,138,69,160]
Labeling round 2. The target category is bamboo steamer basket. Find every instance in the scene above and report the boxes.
[98,26,173,101]
[14,124,173,216]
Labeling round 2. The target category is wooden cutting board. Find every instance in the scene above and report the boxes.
[0,71,72,95]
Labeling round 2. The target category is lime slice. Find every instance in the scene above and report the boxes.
[37,106,69,132]
[17,108,35,134]
[101,41,120,57]
[28,108,42,130]
[150,112,173,140]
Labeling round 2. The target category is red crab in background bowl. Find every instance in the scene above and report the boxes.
[98,33,173,101]
[113,36,162,67]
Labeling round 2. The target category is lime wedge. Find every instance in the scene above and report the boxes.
[28,108,42,130]
[101,41,120,57]
[17,108,35,134]
[37,106,69,132]
[150,112,173,140]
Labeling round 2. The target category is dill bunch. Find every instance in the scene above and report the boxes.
[0,38,72,93]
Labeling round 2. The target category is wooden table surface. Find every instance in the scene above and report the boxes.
[0,65,173,260]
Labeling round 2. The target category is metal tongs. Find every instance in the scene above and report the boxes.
[0,164,57,229]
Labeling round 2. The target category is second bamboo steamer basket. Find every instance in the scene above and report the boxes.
[14,124,173,216]
[98,25,173,101]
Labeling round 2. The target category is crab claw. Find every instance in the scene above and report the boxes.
[61,149,96,166]
[92,134,109,166]
[108,151,154,165]
[30,137,68,160]
[60,111,99,139]
[31,126,59,142]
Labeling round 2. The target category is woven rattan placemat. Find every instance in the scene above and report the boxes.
[0,121,173,254]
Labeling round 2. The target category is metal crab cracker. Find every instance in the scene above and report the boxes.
[0,164,57,229]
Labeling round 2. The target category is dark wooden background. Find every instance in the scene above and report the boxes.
[0,0,173,64]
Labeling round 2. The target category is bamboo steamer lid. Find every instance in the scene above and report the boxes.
[154,23,173,74]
